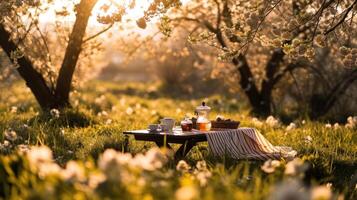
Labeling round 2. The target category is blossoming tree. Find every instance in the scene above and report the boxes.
[168,0,357,117]
[0,0,181,111]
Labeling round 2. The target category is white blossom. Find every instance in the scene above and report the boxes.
[345,116,357,128]
[10,106,18,113]
[261,159,281,173]
[311,185,332,200]
[266,116,279,127]
[252,117,263,127]
[286,123,296,131]
[333,123,339,129]
[304,135,313,145]
[50,109,60,118]
[175,186,198,200]
[126,107,134,115]
[4,129,17,142]
[61,161,85,182]
[284,158,308,176]
[176,160,191,172]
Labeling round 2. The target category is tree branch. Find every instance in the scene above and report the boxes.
[0,23,55,109]
[324,0,357,35]
[83,23,113,43]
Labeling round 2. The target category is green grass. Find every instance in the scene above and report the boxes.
[0,81,356,199]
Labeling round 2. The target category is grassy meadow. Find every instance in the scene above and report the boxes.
[0,81,356,200]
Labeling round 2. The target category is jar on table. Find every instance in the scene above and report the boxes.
[195,102,211,131]
[181,117,193,131]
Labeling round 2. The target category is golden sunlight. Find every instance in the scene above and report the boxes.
[39,0,189,26]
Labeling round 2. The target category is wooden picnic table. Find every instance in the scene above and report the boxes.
[123,129,208,159]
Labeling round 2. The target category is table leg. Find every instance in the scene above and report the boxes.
[154,140,173,149]
[175,140,196,159]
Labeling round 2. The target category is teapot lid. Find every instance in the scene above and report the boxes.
[195,101,211,112]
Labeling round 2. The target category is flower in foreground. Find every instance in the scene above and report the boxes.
[261,159,281,173]
[27,146,61,177]
[194,161,211,186]
[284,158,308,176]
[27,146,53,165]
[175,185,198,200]
[311,185,332,200]
[10,106,18,113]
[176,160,191,172]
[62,161,85,182]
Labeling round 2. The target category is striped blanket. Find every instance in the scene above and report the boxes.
[206,128,297,160]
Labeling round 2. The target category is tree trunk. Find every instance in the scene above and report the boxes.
[0,24,55,110]
[232,55,269,116]
[309,68,357,119]
[259,48,285,115]
[55,0,98,107]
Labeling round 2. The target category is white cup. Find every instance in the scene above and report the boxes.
[160,118,175,132]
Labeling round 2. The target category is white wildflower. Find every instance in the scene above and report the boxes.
[119,98,126,106]
[286,123,297,131]
[105,119,113,125]
[88,172,106,189]
[98,149,125,180]
[10,106,18,113]
[132,147,167,171]
[325,123,332,128]
[284,158,308,176]
[176,160,191,172]
[94,95,106,105]
[62,161,85,182]
[50,109,60,118]
[17,144,30,153]
[261,159,281,173]
[196,160,208,171]
[4,129,17,142]
[38,163,62,178]
[135,103,141,109]
[302,120,306,125]
[326,182,332,188]
[98,111,108,117]
[304,135,313,145]
[333,123,339,129]
[126,107,134,115]
[345,116,357,128]
[266,116,279,127]
[195,170,212,186]
[3,140,11,147]
[311,185,332,200]
[175,186,198,200]
[27,145,60,177]
[252,117,263,127]
[27,146,53,165]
